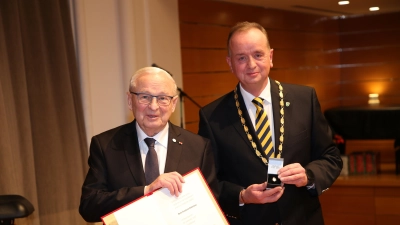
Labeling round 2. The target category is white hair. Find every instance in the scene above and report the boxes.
[129,67,178,95]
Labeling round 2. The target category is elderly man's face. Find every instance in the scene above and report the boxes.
[127,72,177,136]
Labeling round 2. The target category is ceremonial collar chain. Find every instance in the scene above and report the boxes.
[234,80,284,166]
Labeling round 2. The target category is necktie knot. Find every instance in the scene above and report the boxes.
[252,97,264,111]
[144,138,155,148]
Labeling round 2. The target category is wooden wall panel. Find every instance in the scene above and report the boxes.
[268,30,339,50]
[376,215,400,225]
[179,0,339,31]
[181,49,229,73]
[340,30,400,48]
[273,49,340,68]
[341,64,400,81]
[182,72,238,97]
[338,12,400,32]
[320,184,400,225]
[338,12,400,107]
[322,213,375,225]
[340,46,400,64]
[341,80,400,106]
[375,197,400,215]
[270,68,341,85]
[180,23,229,48]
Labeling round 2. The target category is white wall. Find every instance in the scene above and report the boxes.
[70,0,183,144]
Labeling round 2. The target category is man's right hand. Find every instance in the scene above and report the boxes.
[144,172,185,197]
[239,182,284,204]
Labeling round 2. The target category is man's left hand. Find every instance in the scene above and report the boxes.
[277,163,307,187]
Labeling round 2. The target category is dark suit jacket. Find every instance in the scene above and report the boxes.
[198,80,343,225]
[79,121,218,222]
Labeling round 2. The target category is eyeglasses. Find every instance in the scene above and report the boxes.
[130,91,175,106]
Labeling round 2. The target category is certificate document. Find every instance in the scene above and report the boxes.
[101,168,228,225]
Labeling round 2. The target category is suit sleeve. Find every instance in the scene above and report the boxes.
[306,88,343,196]
[199,138,220,201]
[79,136,144,222]
[199,108,243,218]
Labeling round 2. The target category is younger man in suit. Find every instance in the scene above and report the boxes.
[79,67,217,222]
[198,21,342,225]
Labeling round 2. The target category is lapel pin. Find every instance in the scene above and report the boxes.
[179,141,183,145]
[172,138,176,142]
[286,102,290,107]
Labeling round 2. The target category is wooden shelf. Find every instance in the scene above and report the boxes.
[334,174,400,187]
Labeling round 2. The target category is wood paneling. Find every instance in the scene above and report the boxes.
[322,213,375,225]
[179,0,338,31]
[268,30,340,50]
[338,13,400,107]
[340,30,400,48]
[338,12,400,32]
[341,63,400,81]
[376,215,400,225]
[273,49,340,68]
[341,80,400,106]
[320,176,400,225]
[180,23,229,48]
[375,197,400,215]
[182,72,238,97]
[340,46,400,64]
[181,49,229,73]
[270,67,341,85]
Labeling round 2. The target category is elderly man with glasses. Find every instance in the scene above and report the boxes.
[79,67,218,222]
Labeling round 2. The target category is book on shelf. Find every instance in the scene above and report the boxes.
[348,151,379,175]
[340,155,349,176]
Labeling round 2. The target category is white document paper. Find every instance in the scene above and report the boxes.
[102,168,228,225]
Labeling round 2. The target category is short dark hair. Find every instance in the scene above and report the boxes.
[226,21,270,56]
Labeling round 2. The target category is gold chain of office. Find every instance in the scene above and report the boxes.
[234,80,284,166]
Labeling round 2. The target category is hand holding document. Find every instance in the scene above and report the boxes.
[102,168,228,225]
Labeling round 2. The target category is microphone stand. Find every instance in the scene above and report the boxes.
[152,64,202,128]
[177,87,202,128]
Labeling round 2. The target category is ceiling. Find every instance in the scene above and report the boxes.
[213,0,400,17]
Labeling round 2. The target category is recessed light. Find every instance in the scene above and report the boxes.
[369,7,380,11]
[338,1,349,5]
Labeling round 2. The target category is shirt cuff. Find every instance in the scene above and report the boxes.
[306,183,315,190]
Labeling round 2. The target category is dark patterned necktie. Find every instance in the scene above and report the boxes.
[252,97,275,158]
[144,138,159,185]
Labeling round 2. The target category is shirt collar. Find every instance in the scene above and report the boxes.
[136,122,169,148]
[240,77,272,104]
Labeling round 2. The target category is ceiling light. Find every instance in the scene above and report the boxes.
[369,7,380,11]
[338,1,349,5]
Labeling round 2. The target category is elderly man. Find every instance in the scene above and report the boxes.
[79,67,217,222]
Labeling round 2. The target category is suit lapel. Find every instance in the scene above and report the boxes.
[123,121,146,185]
[164,123,183,173]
